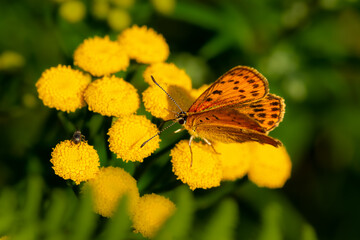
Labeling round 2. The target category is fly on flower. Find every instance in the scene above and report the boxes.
[72,130,85,144]
[141,66,285,156]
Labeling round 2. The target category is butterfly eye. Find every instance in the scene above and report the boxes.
[178,118,185,125]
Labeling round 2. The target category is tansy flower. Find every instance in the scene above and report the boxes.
[50,140,100,184]
[108,115,160,162]
[84,75,139,117]
[247,143,292,188]
[74,36,129,77]
[170,140,222,190]
[83,167,140,218]
[151,0,176,15]
[215,142,251,181]
[143,62,192,90]
[36,65,91,112]
[131,193,176,238]
[59,0,86,23]
[142,84,193,120]
[117,25,169,64]
[107,8,131,31]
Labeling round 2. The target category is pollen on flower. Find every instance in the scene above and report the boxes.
[83,167,140,218]
[108,115,160,162]
[143,62,192,90]
[142,84,194,120]
[74,35,129,77]
[50,140,100,184]
[36,65,91,112]
[131,193,176,238]
[84,75,139,117]
[215,142,251,181]
[247,143,292,188]
[170,140,222,190]
[117,25,169,64]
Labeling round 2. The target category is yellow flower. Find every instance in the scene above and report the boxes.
[142,84,193,120]
[107,8,131,31]
[131,193,176,238]
[59,1,86,23]
[74,36,129,77]
[50,140,100,184]
[108,115,160,162]
[83,167,140,218]
[170,140,222,190]
[214,142,251,181]
[36,65,90,112]
[247,143,292,188]
[143,62,192,90]
[117,25,169,64]
[0,50,25,71]
[151,0,176,15]
[91,0,109,20]
[84,75,139,117]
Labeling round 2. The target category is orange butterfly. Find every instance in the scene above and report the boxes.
[142,66,285,151]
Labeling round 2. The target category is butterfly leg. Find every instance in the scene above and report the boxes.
[189,135,194,167]
[203,138,220,155]
[174,128,184,133]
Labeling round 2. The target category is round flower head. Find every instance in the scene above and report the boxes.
[117,25,169,64]
[84,75,139,117]
[142,84,193,120]
[247,143,292,188]
[108,115,160,162]
[143,62,192,90]
[214,142,251,181]
[50,140,100,184]
[170,140,222,190]
[131,193,176,238]
[36,65,91,112]
[59,1,86,23]
[83,167,140,218]
[74,36,129,77]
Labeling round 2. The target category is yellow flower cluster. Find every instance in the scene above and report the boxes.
[50,140,100,184]
[37,24,291,238]
[171,141,292,190]
[83,167,176,238]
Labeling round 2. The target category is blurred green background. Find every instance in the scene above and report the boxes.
[1,0,360,239]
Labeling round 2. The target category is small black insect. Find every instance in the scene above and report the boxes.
[72,130,85,144]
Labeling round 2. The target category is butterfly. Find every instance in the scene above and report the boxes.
[141,66,285,152]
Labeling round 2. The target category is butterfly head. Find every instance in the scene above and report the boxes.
[176,111,187,125]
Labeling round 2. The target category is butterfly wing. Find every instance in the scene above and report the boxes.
[185,108,282,147]
[234,93,285,132]
[188,66,269,113]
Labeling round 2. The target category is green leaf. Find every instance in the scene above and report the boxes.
[199,198,239,240]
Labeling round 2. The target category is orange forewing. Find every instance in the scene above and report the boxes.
[188,66,269,113]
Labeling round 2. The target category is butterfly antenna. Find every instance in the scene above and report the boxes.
[140,120,178,148]
[150,75,185,113]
